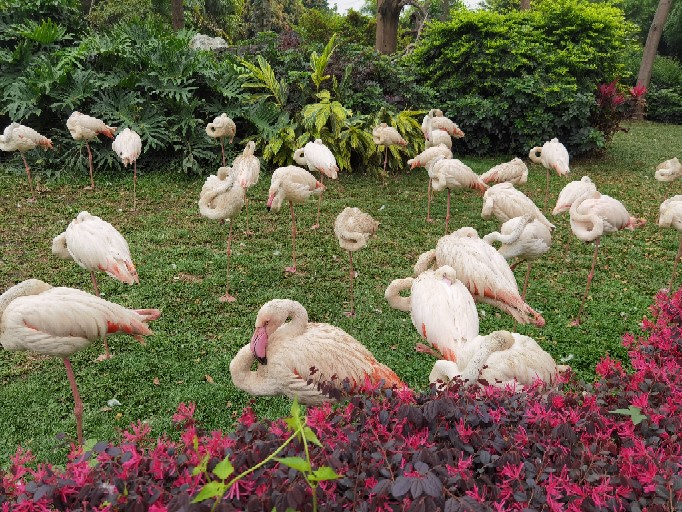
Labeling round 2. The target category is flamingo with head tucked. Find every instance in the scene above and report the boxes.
[0,123,53,202]
[66,112,116,191]
[293,139,339,230]
[372,123,407,176]
[112,128,142,210]
[658,195,682,290]
[232,141,260,235]
[481,182,554,231]
[480,158,528,186]
[205,113,236,166]
[529,138,570,210]
[408,144,453,223]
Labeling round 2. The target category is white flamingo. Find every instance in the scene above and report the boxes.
[293,139,339,229]
[372,123,407,175]
[655,157,682,182]
[229,299,404,405]
[334,207,379,316]
[408,144,453,223]
[267,166,325,274]
[111,128,142,210]
[66,112,117,190]
[479,158,528,186]
[205,113,236,166]
[481,182,554,231]
[232,141,260,235]
[0,279,160,445]
[0,123,53,201]
[658,195,682,290]
[199,166,245,302]
[552,176,598,215]
[529,138,570,210]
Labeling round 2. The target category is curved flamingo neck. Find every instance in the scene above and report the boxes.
[570,194,603,240]
[0,280,52,318]
[267,300,308,341]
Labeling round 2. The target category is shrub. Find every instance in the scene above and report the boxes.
[4,288,682,510]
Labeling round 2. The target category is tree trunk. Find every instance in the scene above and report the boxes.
[81,0,91,16]
[520,0,531,10]
[634,0,673,119]
[441,0,449,20]
[171,0,184,31]
[376,0,402,54]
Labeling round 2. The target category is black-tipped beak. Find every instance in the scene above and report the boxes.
[266,206,271,211]
[256,356,267,365]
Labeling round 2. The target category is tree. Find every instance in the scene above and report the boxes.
[172,0,184,29]
[520,0,530,9]
[635,0,673,118]
[375,0,425,54]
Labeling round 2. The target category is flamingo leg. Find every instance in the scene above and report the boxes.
[90,272,112,359]
[668,235,682,291]
[286,201,297,273]
[219,221,236,302]
[345,251,355,317]
[85,141,95,191]
[220,137,226,167]
[20,154,36,202]
[445,188,451,235]
[133,160,137,211]
[426,178,433,223]
[513,261,533,332]
[544,167,549,212]
[382,147,388,187]
[243,190,253,235]
[571,238,600,326]
[62,357,84,446]
[311,174,324,230]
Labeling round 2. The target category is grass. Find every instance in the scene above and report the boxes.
[0,120,681,464]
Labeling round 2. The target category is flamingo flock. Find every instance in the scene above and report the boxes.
[1,106,677,446]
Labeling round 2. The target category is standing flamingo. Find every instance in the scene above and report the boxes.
[568,190,645,326]
[111,128,142,211]
[205,113,236,167]
[267,166,325,274]
[414,227,545,326]
[385,265,479,362]
[52,211,139,359]
[0,279,160,445]
[422,109,465,141]
[658,195,682,290]
[372,123,407,175]
[232,141,260,235]
[479,158,528,186]
[408,144,453,223]
[229,299,403,405]
[481,182,554,230]
[529,138,570,210]
[334,207,379,316]
[428,156,487,234]
[0,122,53,201]
[421,109,443,138]
[199,166,245,302]
[552,176,598,215]
[293,139,339,230]
[66,112,117,190]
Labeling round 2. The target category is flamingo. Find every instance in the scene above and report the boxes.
[232,141,260,235]
[205,113,236,166]
[528,138,570,210]
[421,108,443,138]
[385,265,479,362]
[0,279,160,445]
[655,157,682,182]
[568,189,645,326]
[481,182,554,231]
[229,299,404,405]
[293,139,339,230]
[552,176,598,215]
[0,122,53,202]
[111,128,142,211]
[66,112,116,191]
[658,195,682,290]
[414,227,545,326]
[479,158,528,186]
[52,211,139,359]
[429,330,565,389]
[372,123,407,175]
[267,166,325,274]
[422,109,465,140]
[199,166,245,302]
[408,144,453,223]
[334,207,379,317]
[428,156,487,234]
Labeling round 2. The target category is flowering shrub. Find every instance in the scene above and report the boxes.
[4,289,682,511]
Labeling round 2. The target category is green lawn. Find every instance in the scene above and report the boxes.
[1,120,680,464]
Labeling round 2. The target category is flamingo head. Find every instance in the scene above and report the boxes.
[315,180,325,190]
[250,326,268,365]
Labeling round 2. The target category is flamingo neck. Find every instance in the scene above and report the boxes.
[0,280,52,318]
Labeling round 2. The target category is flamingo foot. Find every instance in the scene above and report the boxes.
[83,185,94,191]
[310,223,320,230]
[243,229,255,236]
[285,266,297,274]
[568,318,582,327]
[26,197,37,204]
[96,353,112,362]
[344,310,356,317]
[426,217,434,224]
[219,293,237,303]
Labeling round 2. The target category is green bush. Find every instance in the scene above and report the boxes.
[411,0,637,155]
[647,86,682,125]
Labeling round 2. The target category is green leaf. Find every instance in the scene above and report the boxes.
[309,466,339,482]
[191,481,228,503]
[303,426,322,447]
[212,457,234,480]
[609,406,647,425]
[275,456,311,473]
[192,454,210,476]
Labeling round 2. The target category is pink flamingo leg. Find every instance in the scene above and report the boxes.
[383,147,388,174]
[444,188,451,235]
[426,178,433,223]
[513,261,533,332]
[311,174,324,230]
[220,137,226,167]
[20,154,36,202]
[544,167,550,212]
[243,190,253,235]
[85,141,95,190]
[62,358,84,446]
[90,272,111,359]
[669,235,682,291]
[219,221,236,302]
[571,237,600,327]
[133,160,137,211]
[345,251,355,317]
[286,201,297,273]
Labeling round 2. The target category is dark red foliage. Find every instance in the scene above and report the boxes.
[4,289,682,511]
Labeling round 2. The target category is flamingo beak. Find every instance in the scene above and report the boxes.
[266,193,275,210]
[315,181,325,190]
[410,161,419,170]
[250,326,268,365]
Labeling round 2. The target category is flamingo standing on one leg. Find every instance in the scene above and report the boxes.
[52,211,139,359]
[112,128,142,211]
[372,123,407,176]
[205,113,236,167]
[480,158,528,186]
[408,144,453,223]
[66,112,116,190]
[199,166,245,302]
[267,166,325,274]
[481,182,554,232]
[334,207,379,316]
[0,123,53,202]
[658,195,682,290]
[293,140,339,230]
[233,141,260,235]
[0,279,160,445]
[528,138,570,211]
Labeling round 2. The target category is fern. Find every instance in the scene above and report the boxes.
[14,18,68,45]
[2,77,41,119]
[309,33,338,92]
[301,91,351,138]
[50,69,97,113]
[239,55,287,108]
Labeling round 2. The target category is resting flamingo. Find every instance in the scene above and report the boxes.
[66,112,116,190]
[205,113,236,166]
[372,123,407,175]
[293,139,339,229]
[408,144,453,223]
[529,138,570,210]
[479,158,528,186]
[199,166,245,302]
[422,109,465,140]
[229,299,404,405]
[0,279,160,445]
[267,166,325,274]
[552,176,598,215]
[233,141,260,235]
[655,157,682,182]
[658,195,682,290]
[481,182,554,231]
[0,123,53,202]
[385,265,479,362]
[112,128,142,211]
